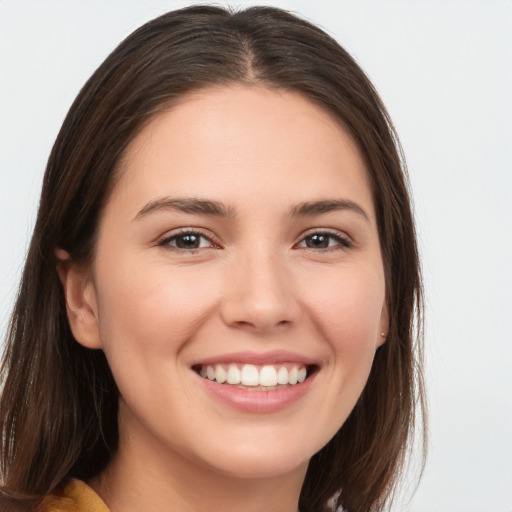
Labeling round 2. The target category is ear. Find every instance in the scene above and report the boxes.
[55,249,103,349]
[377,300,389,348]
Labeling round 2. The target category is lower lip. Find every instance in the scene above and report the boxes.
[197,373,315,413]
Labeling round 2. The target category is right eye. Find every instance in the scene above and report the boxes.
[158,230,218,251]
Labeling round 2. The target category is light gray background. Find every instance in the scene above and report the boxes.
[1,1,511,511]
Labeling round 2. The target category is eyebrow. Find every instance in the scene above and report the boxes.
[134,197,236,220]
[134,197,369,222]
[289,199,370,222]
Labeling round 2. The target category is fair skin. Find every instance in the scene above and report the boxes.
[58,85,388,512]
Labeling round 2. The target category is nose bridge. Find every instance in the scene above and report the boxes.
[220,242,297,331]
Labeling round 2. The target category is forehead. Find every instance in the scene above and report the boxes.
[111,84,374,219]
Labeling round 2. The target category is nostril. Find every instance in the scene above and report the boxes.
[218,270,300,332]
[221,307,298,333]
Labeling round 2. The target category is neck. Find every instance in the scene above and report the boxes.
[89,410,307,512]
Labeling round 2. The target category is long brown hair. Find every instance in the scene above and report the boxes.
[0,6,425,511]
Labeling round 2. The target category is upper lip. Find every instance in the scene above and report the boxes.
[191,350,319,367]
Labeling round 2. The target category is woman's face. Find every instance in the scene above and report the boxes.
[69,85,387,480]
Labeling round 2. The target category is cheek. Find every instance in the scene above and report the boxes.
[289,263,385,443]
[299,262,385,352]
[94,259,220,367]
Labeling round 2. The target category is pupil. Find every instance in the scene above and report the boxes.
[307,234,328,248]
[177,234,199,249]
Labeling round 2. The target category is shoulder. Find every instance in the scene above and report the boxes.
[35,479,110,512]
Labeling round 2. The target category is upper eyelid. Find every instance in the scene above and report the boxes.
[297,227,352,241]
[294,228,353,249]
[156,227,352,247]
[157,228,220,247]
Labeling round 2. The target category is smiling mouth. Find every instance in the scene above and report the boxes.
[193,363,317,391]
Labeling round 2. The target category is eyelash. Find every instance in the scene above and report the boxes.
[158,229,218,252]
[295,230,353,251]
[157,229,352,252]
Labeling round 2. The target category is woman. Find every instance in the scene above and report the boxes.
[0,5,425,512]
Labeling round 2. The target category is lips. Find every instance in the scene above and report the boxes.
[191,351,319,408]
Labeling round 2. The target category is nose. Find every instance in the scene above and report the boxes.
[219,249,300,334]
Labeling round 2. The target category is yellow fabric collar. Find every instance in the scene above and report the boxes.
[36,479,109,512]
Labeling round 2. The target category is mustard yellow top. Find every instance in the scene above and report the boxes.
[35,479,109,512]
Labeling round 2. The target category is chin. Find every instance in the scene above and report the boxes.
[212,454,309,480]
[192,432,319,480]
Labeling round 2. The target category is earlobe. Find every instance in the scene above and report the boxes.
[55,249,102,350]
[377,301,389,348]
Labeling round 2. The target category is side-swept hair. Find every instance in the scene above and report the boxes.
[0,6,425,511]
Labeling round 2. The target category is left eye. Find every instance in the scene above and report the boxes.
[159,232,214,250]
[296,232,351,250]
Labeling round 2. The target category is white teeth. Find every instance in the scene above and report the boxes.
[241,364,259,386]
[259,365,278,386]
[200,363,309,388]
[226,364,241,384]
[277,366,289,385]
[215,364,227,383]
